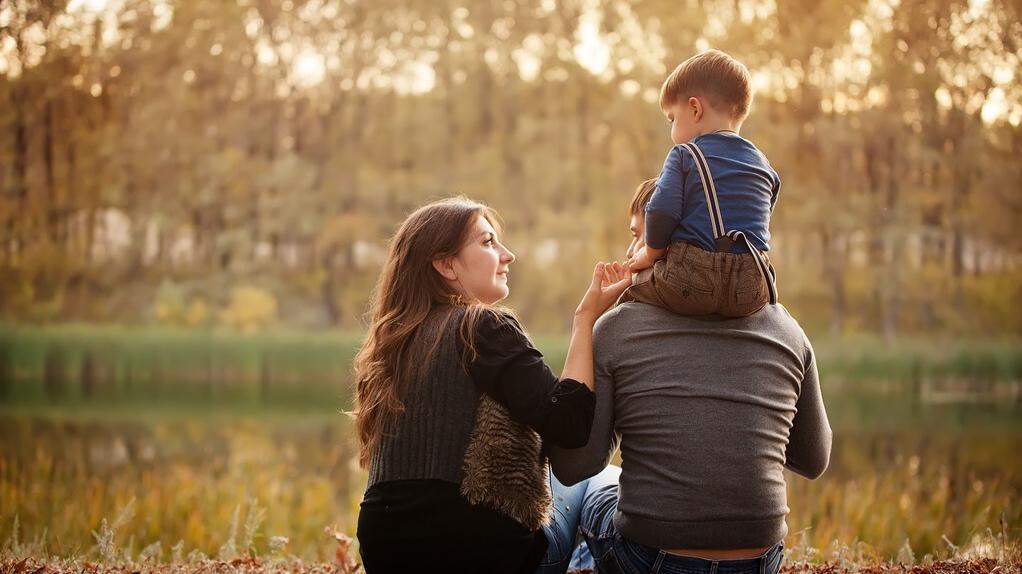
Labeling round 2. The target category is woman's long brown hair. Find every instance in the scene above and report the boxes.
[352,197,504,468]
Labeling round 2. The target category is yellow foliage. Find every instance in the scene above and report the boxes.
[184,300,209,328]
[219,287,278,332]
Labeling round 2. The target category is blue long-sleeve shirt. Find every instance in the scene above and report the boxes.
[646,131,780,253]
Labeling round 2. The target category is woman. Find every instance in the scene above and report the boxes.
[353,197,629,573]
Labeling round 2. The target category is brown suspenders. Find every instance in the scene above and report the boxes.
[679,142,778,305]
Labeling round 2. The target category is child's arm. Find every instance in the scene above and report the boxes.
[626,244,666,271]
[637,147,686,270]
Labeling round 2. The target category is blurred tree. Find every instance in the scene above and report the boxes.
[0,0,1017,334]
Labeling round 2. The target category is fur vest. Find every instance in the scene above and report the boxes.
[460,395,552,530]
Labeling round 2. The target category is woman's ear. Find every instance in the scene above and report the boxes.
[432,257,458,281]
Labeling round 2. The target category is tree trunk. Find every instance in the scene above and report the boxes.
[43,98,58,245]
[576,80,590,207]
[320,245,341,326]
[821,227,846,336]
[10,85,29,262]
[881,135,900,343]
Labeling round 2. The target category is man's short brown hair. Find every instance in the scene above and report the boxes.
[629,178,657,216]
[659,49,752,121]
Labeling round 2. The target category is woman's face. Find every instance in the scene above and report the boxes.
[447,215,516,305]
[626,211,645,260]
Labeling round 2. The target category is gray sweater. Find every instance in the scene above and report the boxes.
[367,313,481,487]
[549,302,831,549]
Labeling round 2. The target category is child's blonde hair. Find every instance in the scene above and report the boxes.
[660,49,752,121]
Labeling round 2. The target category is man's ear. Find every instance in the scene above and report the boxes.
[688,96,703,121]
[432,257,458,281]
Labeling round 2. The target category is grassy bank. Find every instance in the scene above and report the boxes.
[2,324,1020,410]
[0,325,363,408]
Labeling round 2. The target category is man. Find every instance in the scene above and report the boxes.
[548,180,831,574]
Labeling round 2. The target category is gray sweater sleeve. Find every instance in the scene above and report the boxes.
[784,342,832,479]
[548,316,620,486]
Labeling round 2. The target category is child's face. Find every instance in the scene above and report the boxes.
[664,98,700,145]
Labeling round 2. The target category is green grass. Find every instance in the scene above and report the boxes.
[1,325,1020,429]
[0,324,365,407]
[807,334,1022,386]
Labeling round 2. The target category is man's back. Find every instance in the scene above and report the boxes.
[549,302,831,550]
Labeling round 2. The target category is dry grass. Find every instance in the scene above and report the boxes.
[1,554,1018,574]
[1,418,1018,562]
[1,511,1018,574]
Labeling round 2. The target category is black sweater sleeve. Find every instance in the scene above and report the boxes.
[466,311,595,449]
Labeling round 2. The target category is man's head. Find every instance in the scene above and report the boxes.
[659,50,752,144]
[626,178,657,261]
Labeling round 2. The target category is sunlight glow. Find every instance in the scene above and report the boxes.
[573,4,610,76]
[293,49,325,87]
[619,79,640,97]
[513,46,542,82]
[935,87,953,110]
[2,0,1015,129]
[67,0,111,12]
[980,87,1006,124]
[394,60,436,95]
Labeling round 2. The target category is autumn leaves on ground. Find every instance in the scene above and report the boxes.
[1,550,1019,574]
[1,499,1020,574]
[1,522,1020,574]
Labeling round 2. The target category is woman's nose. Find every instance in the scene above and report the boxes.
[502,245,515,263]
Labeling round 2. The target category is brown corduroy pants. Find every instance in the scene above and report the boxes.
[621,241,775,318]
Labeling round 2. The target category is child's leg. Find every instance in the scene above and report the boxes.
[622,242,721,316]
[718,251,772,317]
[619,262,670,308]
[651,242,722,316]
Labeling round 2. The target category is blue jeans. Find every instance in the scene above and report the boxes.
[534,466,614,573]
[538,465,785,574]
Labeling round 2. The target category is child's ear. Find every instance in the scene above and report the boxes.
[432,257,458,281]
[689,96,703,120]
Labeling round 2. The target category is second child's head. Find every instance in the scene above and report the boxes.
[660,49,751,144]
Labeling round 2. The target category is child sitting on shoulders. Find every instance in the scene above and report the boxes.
[624,49,780,317]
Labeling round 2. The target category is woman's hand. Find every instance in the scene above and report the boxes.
[575,261,631,322]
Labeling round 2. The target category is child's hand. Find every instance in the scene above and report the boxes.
[625,246,653,272]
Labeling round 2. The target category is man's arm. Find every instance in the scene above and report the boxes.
[548,316,620,486]
[784,342,832,479]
